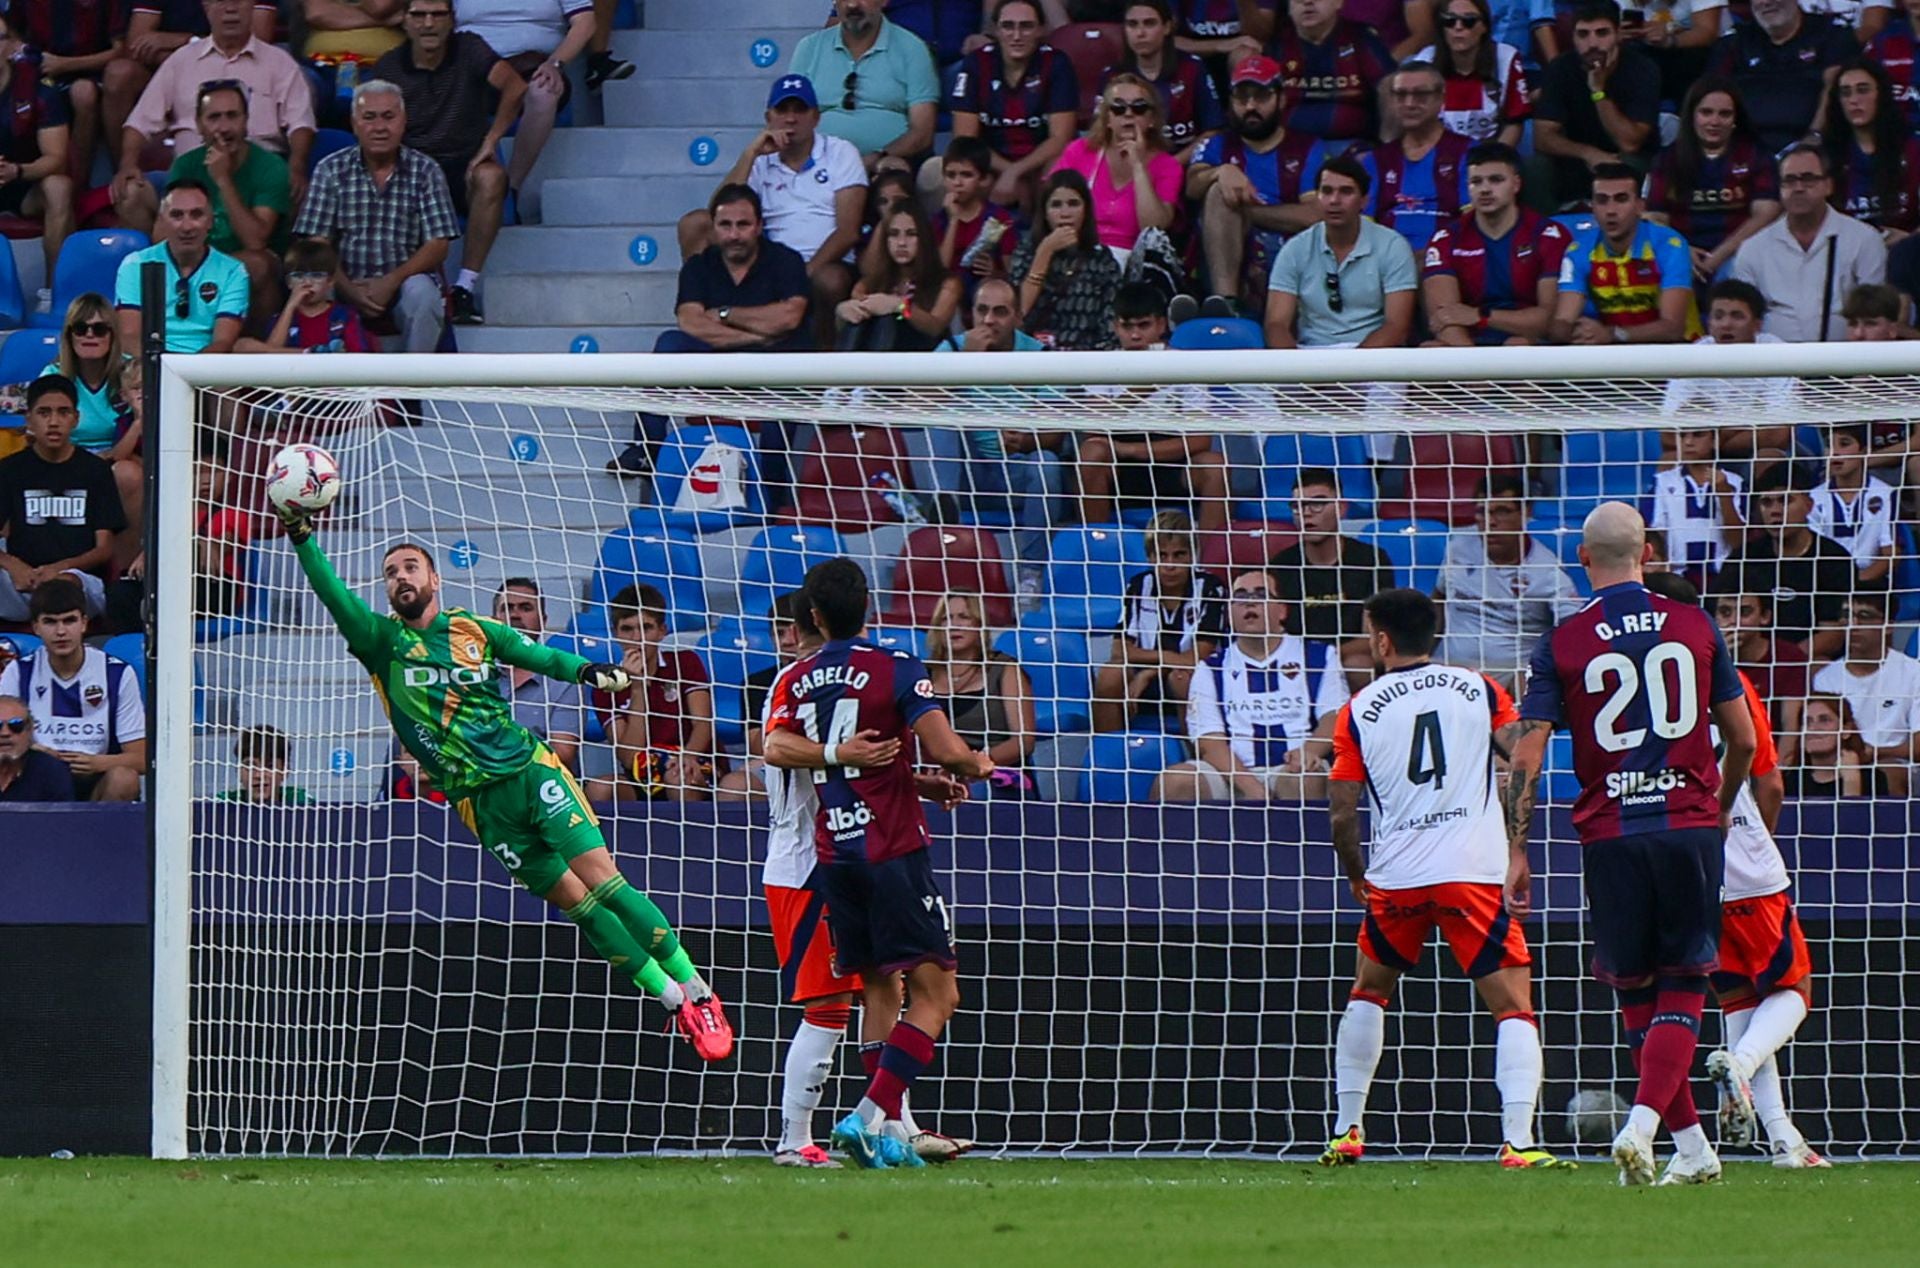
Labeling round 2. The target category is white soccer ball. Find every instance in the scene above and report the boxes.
[266,443,342,514]
[1565,1089,1631,1144]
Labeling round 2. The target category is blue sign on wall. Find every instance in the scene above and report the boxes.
[328,749,356,776]
[628,234,658,266]
[688,136,719,166]
[510,434,541,462]
[570,334,600,354]
[749,39,778,68]
[449,539,480,569]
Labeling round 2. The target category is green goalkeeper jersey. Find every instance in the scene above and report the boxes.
[294,535,590,794]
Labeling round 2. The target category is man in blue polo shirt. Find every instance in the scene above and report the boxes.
[113,178,249,353]
[0,691,75,803]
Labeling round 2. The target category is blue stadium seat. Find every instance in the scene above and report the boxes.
[647,421,766,534]
[994,628,1092,734]
[736,524,846,624]
[0,329,61,429]
[30,229,149,330]
[1030,524,1146,631]
[1542,730,1581,803]
[588,521,705,631]
[1361,519,1451,595]
[1237,432,1376,522]
[565,608,612,641]
[867,625,929,658]
[103,633,146,697]
[700,616,777,747]
[0,632,42,659]
[1167,316,1264,349]
[1552,430,1661,523]
[1896,524,1920,623]
[0,241,25,330]
[1077,730,1188,802]
[310,127,356,171]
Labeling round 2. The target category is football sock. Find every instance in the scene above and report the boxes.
[860,1041,883,1080]
[858,1021,936,1130]
[456,268,480,291]
[1494,1013,1542,1149]
[897,1088,923,1137]
[1636,981,1707,1130]
[1729,990,1808,1080]
[1619,989,1659,1138]
[1726,1008,1797,1146]
[1333,995,1387,1135]
[564,888,670,999]
[1672,1123,1710,1159]
[591,875,684,965]
[778,1009,848,1153]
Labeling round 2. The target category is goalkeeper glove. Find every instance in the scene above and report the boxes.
[275,503,313,545]
[579,662,631,693]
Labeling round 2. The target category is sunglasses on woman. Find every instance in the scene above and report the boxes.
[1107,97,1154,116]
[68,320,113,338]
[1440,13,1483,27]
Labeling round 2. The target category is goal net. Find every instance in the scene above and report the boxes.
[155,345,1920,1159]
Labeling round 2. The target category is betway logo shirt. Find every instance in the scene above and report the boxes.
[0,648,145,756]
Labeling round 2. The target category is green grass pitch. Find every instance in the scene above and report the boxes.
[4,1157,1917,1266]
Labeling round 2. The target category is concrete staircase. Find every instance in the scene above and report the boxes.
[465,0,823,355]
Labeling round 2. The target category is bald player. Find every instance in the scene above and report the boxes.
[1506,502,1756,1186]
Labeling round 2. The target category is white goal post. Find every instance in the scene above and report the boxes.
[153,343,1920,1160]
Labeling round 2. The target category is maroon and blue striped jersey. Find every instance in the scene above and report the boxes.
[1873,18,1920,132]
[1520,581,1743,844]
[945,43,1079,162]
[1105,51,1223,149]
[1266,19,1394,142]
[1838,136,1920,233]
[1643,139,1779,253]
[767,637,942,867]
[4,0,128,58]
[1423,206,1571,310]
[3,51,67,166]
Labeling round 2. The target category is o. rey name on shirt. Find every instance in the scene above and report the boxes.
[21,489,91,524]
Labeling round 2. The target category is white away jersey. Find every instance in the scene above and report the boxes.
[1722,674,1791,900]
[1329,661,1517,889]
[1807,476,1896,570]
[0,647,144,755]
[760,660,820,889]
[1186,635,1350,770]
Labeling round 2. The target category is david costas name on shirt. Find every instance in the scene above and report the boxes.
[1356,669,1485,726]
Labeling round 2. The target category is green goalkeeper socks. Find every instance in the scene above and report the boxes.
[564,875,701,1003]
[590,874,685,966]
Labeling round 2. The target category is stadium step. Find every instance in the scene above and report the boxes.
[607,27,818,79]
[489,226,684,275]
[480,270,678,327]
[535,175,720,228]
[642,0,808,32]
[527,128,761,179]
[601,78,771,129]
[451,325,673,354]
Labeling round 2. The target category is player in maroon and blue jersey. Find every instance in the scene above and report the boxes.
[1507,501,1757,1187]
[1423,142,1571,345]
[1248,0,1396,143]
[945,0,1078,210]
[764,559,992,1170]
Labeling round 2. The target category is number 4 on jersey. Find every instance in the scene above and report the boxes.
[1408,710,1447,790]
[798,698,861,783]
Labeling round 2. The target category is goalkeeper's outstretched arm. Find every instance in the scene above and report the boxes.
[282,513,385,658]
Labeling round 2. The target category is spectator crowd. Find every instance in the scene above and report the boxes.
[3,0,1920,808]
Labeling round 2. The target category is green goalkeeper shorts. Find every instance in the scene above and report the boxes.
[452,748,605,897]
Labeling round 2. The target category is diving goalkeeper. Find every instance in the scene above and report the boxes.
[281,508,734,1060]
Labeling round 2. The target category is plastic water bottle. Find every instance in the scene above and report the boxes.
[336,58,360,106]
[869,471,927,525]
[958,216,1007,271]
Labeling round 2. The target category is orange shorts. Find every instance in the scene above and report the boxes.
[766,883,861,1003]
[1359,881,1531,978]
[1714,890,1813,997]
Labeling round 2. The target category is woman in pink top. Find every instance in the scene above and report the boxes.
[1049,74,1184,257]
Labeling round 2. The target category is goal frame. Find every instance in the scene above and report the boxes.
[151,341,1920,1159]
